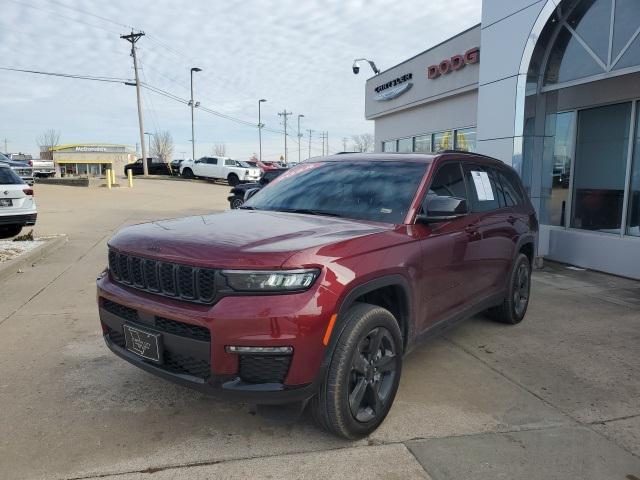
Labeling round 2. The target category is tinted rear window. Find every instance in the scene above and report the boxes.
[0,168,24,185]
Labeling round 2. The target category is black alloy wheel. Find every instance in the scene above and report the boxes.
[488,253,531,324]
[310,302,403,439]
[513,261,530,318]
[230,196,244,209]
[348,327,398,423]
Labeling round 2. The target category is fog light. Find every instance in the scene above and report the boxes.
[226,346,293,354]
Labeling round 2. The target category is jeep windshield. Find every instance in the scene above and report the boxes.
[243,160,428,224]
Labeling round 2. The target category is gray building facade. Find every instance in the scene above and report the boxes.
[365,0,640,279]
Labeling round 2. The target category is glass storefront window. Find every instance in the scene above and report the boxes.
[454,128,476,152]
[541,112,576,226]
[414,135,432,153]
[627,106,640,237]
[571,102,632,233]
[433,131,452,152]
[397,137,413,153]
[382,141,396,152]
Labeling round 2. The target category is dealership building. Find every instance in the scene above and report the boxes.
[51,144,136,177]
[365,0,640,279]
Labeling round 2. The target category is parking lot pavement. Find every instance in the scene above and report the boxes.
[0,180,638,480]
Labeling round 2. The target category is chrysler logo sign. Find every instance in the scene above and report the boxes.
[373,73,413,101]
[428,47,480,79]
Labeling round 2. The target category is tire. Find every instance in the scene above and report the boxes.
[0,225,23,239]
[230,196,244,209]
[488,253,531,324]
[310,303,403,439]
[227,173,240,186]
[182,168,194,179]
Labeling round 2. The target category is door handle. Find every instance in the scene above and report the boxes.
[465,225,481,241]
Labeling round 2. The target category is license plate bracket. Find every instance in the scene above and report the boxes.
[0,199,12,207]
[123,324,163,363]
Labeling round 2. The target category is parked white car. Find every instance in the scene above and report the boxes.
[180,157,261,186]
[0,163,37,238]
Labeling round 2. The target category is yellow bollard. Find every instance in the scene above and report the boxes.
[106,169,112,189]
[127,168,133,188]
[111,169,116,185]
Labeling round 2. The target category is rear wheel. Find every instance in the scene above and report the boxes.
[488,253,531,324]
[230,196,244,209]
[310,303,402,439]
[0,225,23,239]
[227,173,240,186]
[182,168,194,179]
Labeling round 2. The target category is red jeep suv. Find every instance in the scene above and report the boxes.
[97,152,537,439]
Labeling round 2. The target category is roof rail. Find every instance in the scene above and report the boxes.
[437,149,497,160]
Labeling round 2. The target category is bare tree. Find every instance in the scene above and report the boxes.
[351,133,374,153]
[150,131,174,164]
[36,129,61,159]
[213,143,227,157]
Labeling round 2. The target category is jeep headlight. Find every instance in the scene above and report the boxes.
[222,269,320,292]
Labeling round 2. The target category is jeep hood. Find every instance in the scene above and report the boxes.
[108,210,391,269]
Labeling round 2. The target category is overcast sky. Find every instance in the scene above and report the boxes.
[1,0,480,161]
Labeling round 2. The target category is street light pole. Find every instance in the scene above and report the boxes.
[258,99,267,163]
[297,114,305,164]
[190,67,202,161]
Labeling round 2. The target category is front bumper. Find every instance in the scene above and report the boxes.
[97,273,336,404]
[0,212,37,226]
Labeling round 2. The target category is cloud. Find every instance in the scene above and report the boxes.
[1,0,480,159]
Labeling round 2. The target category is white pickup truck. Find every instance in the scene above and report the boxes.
[180,157,261,186]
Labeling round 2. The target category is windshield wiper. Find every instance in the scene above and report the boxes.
[277,208,343,218]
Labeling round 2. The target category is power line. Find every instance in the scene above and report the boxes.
[0,66,129,83]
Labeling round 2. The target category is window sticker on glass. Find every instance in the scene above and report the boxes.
[471,171,494,201]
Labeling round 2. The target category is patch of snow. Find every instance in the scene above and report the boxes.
[0,239,45,263]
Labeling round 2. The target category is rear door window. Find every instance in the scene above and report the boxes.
[463,164,501,212]
[497,169,525,207]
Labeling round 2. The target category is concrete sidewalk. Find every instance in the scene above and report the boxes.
[0,180,638,480]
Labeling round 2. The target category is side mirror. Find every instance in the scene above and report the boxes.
[416,196,468,224]
[244,188,260,201]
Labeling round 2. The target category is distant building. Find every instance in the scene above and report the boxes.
[51,144,136,177]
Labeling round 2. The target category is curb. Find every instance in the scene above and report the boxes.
[0,234,68,283]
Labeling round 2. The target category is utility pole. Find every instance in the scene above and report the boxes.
[307,129,313,159]
[342,137,349,151]
[326,131,329,155]
[297,114,304,163]
[277,110,292,164]
[258,99,267,162]
[190,67,202,161]
[121,30,148,176]
[3,138,7,153]
[319,132,326,155]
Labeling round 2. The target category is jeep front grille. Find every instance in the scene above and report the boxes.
[108,249,217,304]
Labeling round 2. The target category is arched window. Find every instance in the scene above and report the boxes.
[543,0,640,87]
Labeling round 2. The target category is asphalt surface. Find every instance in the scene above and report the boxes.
[0,178,638,480]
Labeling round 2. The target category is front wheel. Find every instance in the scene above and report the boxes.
[182,168,194,179]
[230,196,244,209]
[488,253,531,324]
[310,303,403,439]
[227,173,240,186]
